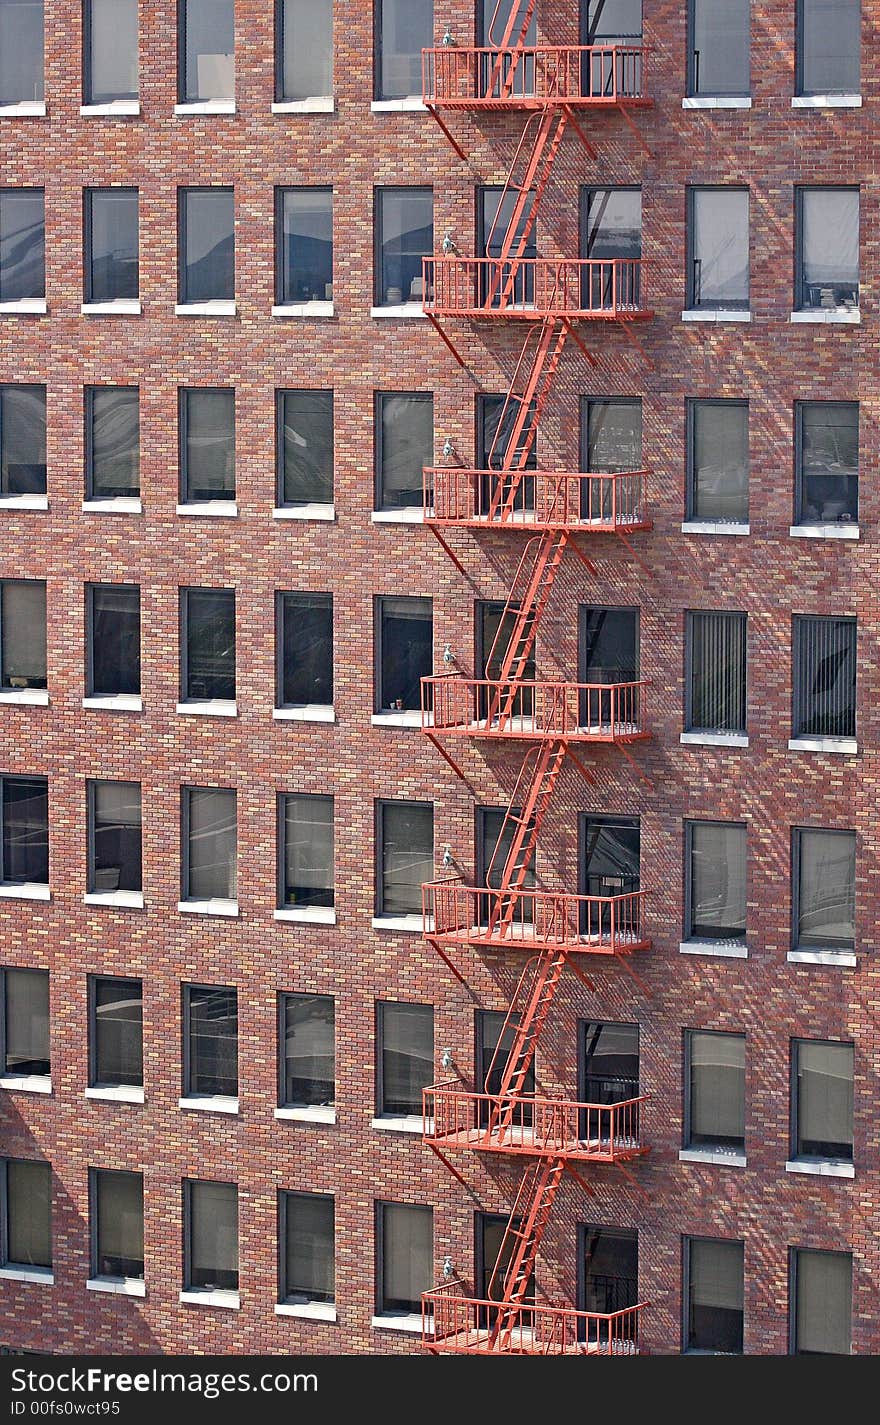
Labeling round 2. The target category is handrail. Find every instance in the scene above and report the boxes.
[423,1085,648,1160]
[422,45,648,107]
[424,467,650,528]
[424,256,647,318]
[422,675,648,741]
[422,881,650,954]
[423,1287,648,1354]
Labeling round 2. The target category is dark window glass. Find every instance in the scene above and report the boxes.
[793,1039,853,1161]
[686,1238,744,1353]
[377,1202,432,1314]
[687,611,747,733]
[185,984,238,1098]
[91,977,142,1088]
[477,805,535,923]
[796,402,858,526]
[376,0,432,99]
[85,0,138,104]
[1,776,48,886]
[277,390,333,506]
[797,0,860,96]
[277,592,333,707]
[477,1,535,95]
[182,588,235,702]
[0,190,45,301]
[93,1170,143,1280]
[688,400,749,523]
[277,0,332,100]
[85,189,138,303]
[280,794,333,909]
[581,817,640,944]
[180,0,234,102]
[184,787,237,902]
[584,0,642,42]
[280,993,334,1108]
[2,1160,50,1268]
[281,1192,334,1304]
[0,385,46,496]
[478,1009,534,1120]
[476,1210,534,1312]
[794,827,855,951]
[180,388,235,501]
[179,188,234,303]
[0,0,43,104]
[582,188,642,307]
[88,584,140,697]
[797,188,859,310]
[580,606,639,725]
[90,780,141,894]
[583,398,642,472]
[687,822,747,942]
[793,616,855,739]
[376,392,433,509]
[376,188,432,306]
[792,1249,852,1354]
[582,1225,638,1317]
[582,1021,639,1104]
[477,393,535,516]
[2,967,49,1075]
[277,188,332,304]
[0,580,46,691]
[477,598,535,720]
[186,1181,238,1291]
[686,1030,745,1150]
[688,189,749,308]
[377,1001,433,1116]
[86,388,139,500]
[688,0,749,96]
[479,186,536,306]
[377,800,433,917]
[377,596,431,712]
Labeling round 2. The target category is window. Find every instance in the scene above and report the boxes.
[279,1192,335,1305]
[684,1030,745,1152]
[185,1180,238,1292]
[479,186,536,306]
[0,1160,50,1269]
[276,391,333,508]
[0,776,48,887]
[792,1039,853,1162]
[792,616,856,740]
[477,2,535,96]
[477,807,535,925]
[88,780,142,895]
[582,398,642,473]
[1,967,48,1076]
[279,794,334,909]
[478,1009,534,1102]
[376,1202,432,1316]
[376,1001,433,1117]
[791,1248,852,1354]
[687,188,749,310]
[84,0,138,104]
[583,0,642,43]
[87,584,140,697]
[183,984,238,1098]
[793,827,855,953]
[90,1169,143,1281]
[688,0,749,97]
[796,189,859,311]
[580,605,640,727]
[375,596,432,713]
[279,993,334,1108]
[181,588,235,703]
[376,800,433,918]
[476,1210,533,1311]
[687,400,749,524]
[276,188,332,305]
[581,188,642,308]
[478,393,536,515]
[178,188,234,304]
[685,1238,744,1353]
[375,392,433,509]
[686,611,747,734]
[581,1225,638,1320]
[796,0,860,96]
[89,976,142,1089]
[276,592,333,709]
[84,189,138,303]
[582,817,641,908]
[179,388,235,502]
[0,580,46,691]
[276,0,332,101]
[686,822,747,943]
[795,402,858,527]
[85,388,139,501]
[375,188,433,307]
[581,1021,639,1103]
[0,190,44,301]
[0,385,46,496]
[0,0,43,105]
[375,0,432,100]
[182,787,237,903]
[179,0,234,103]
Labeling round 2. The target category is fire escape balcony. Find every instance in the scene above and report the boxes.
[422,44,649,111]
[423,257,650,321]
[422,675,649,742]
[424,466,651,531]
[422,1284,647,1356]
[423,881,650,955]
[424,1084,647,1163]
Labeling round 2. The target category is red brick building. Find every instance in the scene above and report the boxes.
[0,0,876,1356]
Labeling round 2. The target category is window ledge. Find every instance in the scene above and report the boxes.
[785,1157,854,1179]
[271,302,334,319]
[176,501,238,518]
[788,948,856,968]
[681,308,751,323]
[370,304,427,319]
[0,882,49,901]
[85,1085,144,1104]
[680,520,750,536]
[84,889,145,909]
[274,1105,337,1125]
[682,96,752,109]
[80,101,141,117]
[679,1147,747,1168]
[273,504,335,522]
[82,498,143,514]
[0,688,48,706]
[177,899,240,918]
[371,508,424,523]
[176,700,238,718]
[82,695,143,712]
[178,1095,239,1115]
[680,939,748,960]
[0,299,47,315]
[790,309,860,324]
[0,493,48,510]
[680,731,748,748]
[273,705,336,723]
[370,99,427,113]
[272,97,335,114]
[87,1276,146,1296]
[0,101,47,117]
[371,1115,425,1135]
[788,736,857,756]
[371,1313,425,1334]
[371,914,428,934]
[274,905,336,924]
[792,94,862,109]
[81,300,142,316]
[180,1289,240,1309]
[371,711,423,728]
[175,301,237,317]
[0,1074,51,1094]
[789,522,859,539]
[174,100,236,115]
[275,1301,337,1321]
[0,1265,53,1285]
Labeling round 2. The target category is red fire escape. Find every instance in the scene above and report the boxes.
[417,4,654,1356]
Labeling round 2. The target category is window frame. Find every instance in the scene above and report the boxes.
[274,388,334,509]
[791,615,856,742]
[685,398,749,523]
[795,0,861,98]
[83,0,139,106]
[0,1157,51,1270]
[87,973,143,1090]
[375,998,434,1119]
[180,784,237,905]
[0,577,47,693]
[274,186,333,306]
[791,825,856,953]
[374,1199,433,1317]
[0,774,49,888]
[790,1036,854,1163]
[177,0,235,105]
[177,186,234,305]
[684,819,748,945]
[277,991,336,1110]
[0,188,45,302]
[86,778,143,897]
[0,965,49,1079]
[373,389,434,511]
[275,590,334,711]
[374,593,433,713]
[686,0,751,99]
[686,185,750,311]
[278,1189,335,1306]
[0,382,47,498]
[375,797,434,918]
[89,1166,144,1282]
[178,386,236,504]
[794,400,859,528]
[85,581,141,700]
[83,187,139,305]
[794,186,860,312]
[276,792,335,911]
[179,585,236,705]
[682,1234,745,1355]
[683,1027,746,1152]
[684,609,748,734]
[274,0,334,103]
[183,1178,239,1294]
[373,186,433,308]
[84,386,140,502]
[182,981,239,1101]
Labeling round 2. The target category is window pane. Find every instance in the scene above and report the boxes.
[4,968,49,1075]
[0,190,45,301]
[186,788,236,901]
[688,1031,745,1148]
[1,777,48,885]
[88,388,139,499]
[689,823,746,941]
[93,977,142,1087]
[379,1001,433,1116]
[184,588,235,701]
[279,0,332,99]
[278,593,333,706]
[283,1193,334,1304]
[796,829,855,950]
[279,189,332,304]
[479,1008,534,1103]
[282,795,333,908]
[582,1226,638,1317]
[6,1161,51,1267]
[582,1021,639,1102]
[377,394,433,509]
[0,0,43,103]
[793,618,855,739]
[281,994,334,1107]
[379,801,433,916]
[87,189,138,302]
[690,402,748,522]
[189,1181,238,1290]
[1,580,46,690]
[379,1203,432,1313]
[182,389,235,500]
[91,780,142,893]
[377,189,432,306]
[688,1239,744,1353]
[181,189,234,303]
[688,612,746,732]
[377,0,432,99]
[95,1170,143,1279]
[187,985,237,1097]
[796,1040,853,1160]
[86,0,138,103]
[799,0,860,95]
[182,0,234,102]
[691,190,749,307]
[795,1249,852,1354]
[379,596,432,711]
[798,403,858,525]
[90,585,140,696]
[585,400,642,472]
[690,0,749,96]
[0,385,46,496]
[585,0,642,41]
[278,390,333,505]
[799,189,859,308]
[584,190,642,260]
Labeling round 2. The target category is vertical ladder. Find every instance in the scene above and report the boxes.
[485,1156,566,1350]
[484,739,567,902]
[484,531,568,734]
[486,0,540,98]
[485,318,568,522]
[484,109,569,308]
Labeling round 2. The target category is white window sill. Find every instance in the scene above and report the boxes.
[178,1095,239,1115]
[175,301,237,317]
[0,1074,51,1094]
[680,939,748,960]
[82,694,143,712]
[81,300,142,316]
[0,687,48,706]
[84,889,145,910]
[792,94,862,109]
[371,99,427,112]
[275,1105,337,1125]
[85,1084,144,1104]
[682,96,752,109]
[174,100,236,115]
[176,501,238,518]
[788,736,857,756]
[0,882,49,901]
[0,101,47,117]
[371,711,422,728]
[788,948,856,968]
[0,493,48,510]
[371,1313,425,1334]
[87,1276,146,1296]
[273,504,335,522]
[275,1301,337,1321]
[273,705,335,723]
[372,1116,425,1135]
[679,1147,747,1168]
[789,523,859,539]
[372,914,427,934]
[272,97,336,114]
[274,905,336,925]
[82,498,143,514]
[680,731,748,748]
[80,101,141,117]
[180,1289,240,1309]
[371,508,424,523]
[790,309,860,324]
[680,520,750,536]
[370,304,427,319]
[176,700,238,718]
[271,302,334,319]
[681,308,751,323]
[0,1265,53,1285]
[178,899,240,918]
[0,298,47,315]
[785,1157,854,1179]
